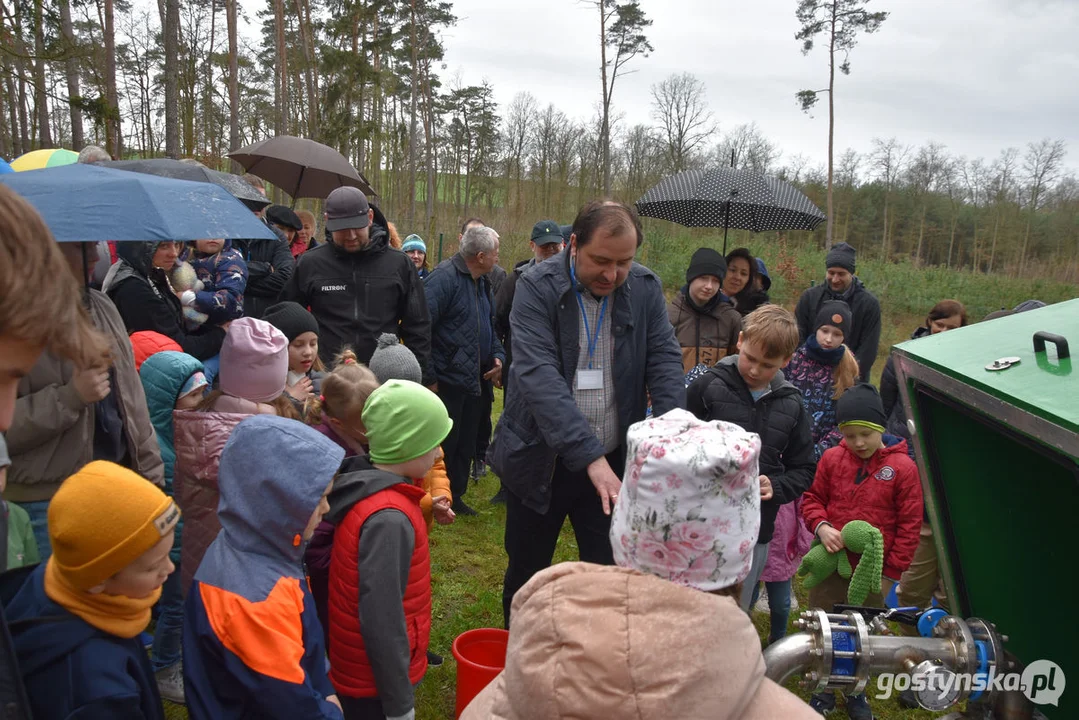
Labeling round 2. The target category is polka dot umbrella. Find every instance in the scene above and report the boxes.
[635,167,826,253]
[10,148,79,172]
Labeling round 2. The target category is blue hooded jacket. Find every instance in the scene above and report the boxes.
[139,350,204,563]
[183,415,345,719]
[3,564,165,719]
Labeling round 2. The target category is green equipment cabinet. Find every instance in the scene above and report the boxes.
[893,299,1078,718]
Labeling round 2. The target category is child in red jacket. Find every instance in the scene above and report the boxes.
[801,382,922,720]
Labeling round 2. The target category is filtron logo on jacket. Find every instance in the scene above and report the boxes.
[321,284,347,292]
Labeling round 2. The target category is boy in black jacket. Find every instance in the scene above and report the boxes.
[687,304,816,612]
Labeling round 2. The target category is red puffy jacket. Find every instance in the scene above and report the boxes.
[802,438,923,581]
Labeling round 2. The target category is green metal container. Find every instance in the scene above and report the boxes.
[893,299,1078,717]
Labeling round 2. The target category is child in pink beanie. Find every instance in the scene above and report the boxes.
[172,317,297,595]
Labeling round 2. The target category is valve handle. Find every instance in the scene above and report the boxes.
[1033,331,1070,359]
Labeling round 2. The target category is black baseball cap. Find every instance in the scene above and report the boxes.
[325,186,371,232]
[531,220,563,245]
[559,224,573,242]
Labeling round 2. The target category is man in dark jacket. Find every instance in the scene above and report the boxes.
[794,242,881,380]
[488,201,684,626]
[425,225,506,516]
[233,221,295,320]
[280,187,432,381]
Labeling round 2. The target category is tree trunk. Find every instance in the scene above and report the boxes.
[164,0,180,158]
[422,52,436,242]
[946,212,957,268]
[370,13,382,188]
[824,4,836,247]
[226,0,240,169]
[599,1,611,196]
[32,0,52,148]
[988,213,1000,274]
[58,0,84,150]
[292,0,318,139]
[104,0,120,156]
[407,0,418,226]
[274,0,288,134]
[915,205,926,266]
[881,191,890,259]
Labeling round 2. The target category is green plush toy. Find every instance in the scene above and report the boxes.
[797,520,884,605]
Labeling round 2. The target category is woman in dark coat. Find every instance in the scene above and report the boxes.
[723,248,771,317]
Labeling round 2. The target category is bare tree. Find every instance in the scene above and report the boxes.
[1018,138,1067,274]
[58,0,84,149]
[162,0,180,157]
[649,72,716,173]
[908,141,946,265]
[987,147,1019,273]
[503,92,537,216]
[31,0,51,147]
[590,0,652,195]
[714,122,780,172]
[795,0,888,246]
[869,137,908,259]
[225,0,240,168]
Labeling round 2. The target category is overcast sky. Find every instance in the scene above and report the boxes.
[435,0,1078,172]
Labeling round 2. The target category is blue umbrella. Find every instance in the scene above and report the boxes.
[0,158,12,174]
[0,163,277,242]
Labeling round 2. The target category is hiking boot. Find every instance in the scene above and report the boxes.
[844,693,874,720]
[490,487,507,505]
[426,650,443,667]
[897,688,918,709]
[809,691,836,716]
[452,499,478,517]
[156,662,186,705]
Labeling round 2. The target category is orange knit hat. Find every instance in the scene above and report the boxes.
[48,461,180,590]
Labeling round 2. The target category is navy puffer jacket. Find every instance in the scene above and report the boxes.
[686,356,817,544]
[424,253,505,395]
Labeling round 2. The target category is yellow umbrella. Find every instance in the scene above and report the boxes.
[11,148,80,172]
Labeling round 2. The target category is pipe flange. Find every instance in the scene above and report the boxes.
[809,609,833,693]
[848,611,872,695]
[965,618,1006,705]
[935,616,977,704]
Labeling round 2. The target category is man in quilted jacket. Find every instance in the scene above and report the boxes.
[424,225,505,517]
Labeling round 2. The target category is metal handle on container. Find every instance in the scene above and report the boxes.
[1033,331,1070,359]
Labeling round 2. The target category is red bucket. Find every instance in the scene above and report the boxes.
[451,627,509,718]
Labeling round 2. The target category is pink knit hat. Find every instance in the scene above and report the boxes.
[219,317,288,403]
[610,408,762,592]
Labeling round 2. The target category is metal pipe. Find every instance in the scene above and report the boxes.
[862,636,958,674]
[762,633,816,685]
[763,633,960,685]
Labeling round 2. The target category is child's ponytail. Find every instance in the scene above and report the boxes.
[304,346,380,426]
[833,346,859,400]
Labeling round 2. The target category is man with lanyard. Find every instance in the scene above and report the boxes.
[488,200,685,627]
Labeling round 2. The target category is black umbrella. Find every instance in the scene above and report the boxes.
[106,158,270,212]
[635,167,826,253]
[227,135,376,200]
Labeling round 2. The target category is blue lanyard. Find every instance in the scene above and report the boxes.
[571,259,608,370]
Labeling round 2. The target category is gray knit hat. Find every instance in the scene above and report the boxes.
[0,433,10,469]
[368,333,422,384]
[825,242,857,273]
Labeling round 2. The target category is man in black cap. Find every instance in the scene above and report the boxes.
[279,186,432,381]
[794,242,881,381]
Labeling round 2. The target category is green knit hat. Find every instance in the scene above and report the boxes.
[362,379,453,465]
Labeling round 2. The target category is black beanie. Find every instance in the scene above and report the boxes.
[825,242,857,273]
[262,301,319,343]
[815,300,853,335]
[836,383,887,430]
[686,247,727,285]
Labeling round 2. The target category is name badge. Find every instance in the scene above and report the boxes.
[577,368,604,390]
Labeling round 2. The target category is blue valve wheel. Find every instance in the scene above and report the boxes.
[917,608,948,638]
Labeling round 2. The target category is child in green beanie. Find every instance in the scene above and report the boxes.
[324,380,452,720]
[800,383,923,719]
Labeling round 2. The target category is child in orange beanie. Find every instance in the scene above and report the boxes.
[1,461,179,720]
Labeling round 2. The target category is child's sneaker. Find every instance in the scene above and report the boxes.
[155,662,186,705]
[753,587,770,613]
[809,691,836,716]
[844,693,874,720]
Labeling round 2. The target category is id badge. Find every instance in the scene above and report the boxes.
[577,368,604,390]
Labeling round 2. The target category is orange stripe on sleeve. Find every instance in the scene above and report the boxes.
[199,578,307,684]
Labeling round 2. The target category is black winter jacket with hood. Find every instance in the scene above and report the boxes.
[232,221,295,319]
[686,355,816,544]
[794,277,882,381]
[280,207,432,382]
[103,241,226,360]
